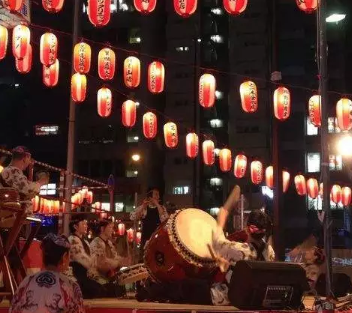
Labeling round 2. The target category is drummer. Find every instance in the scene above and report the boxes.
[130,187,169,254]
[0,146,48,214]
[89,219,130,297]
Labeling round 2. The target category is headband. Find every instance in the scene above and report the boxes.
[248,224,266,235]
[43,234,70,249]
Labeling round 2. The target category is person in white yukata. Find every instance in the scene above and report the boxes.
[10,234,85,313]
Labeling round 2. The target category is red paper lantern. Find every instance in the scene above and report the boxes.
[186,133,199,158]
[98,47,115,81]
[71,73,87,103]
[43,59,59,87]
[40,33,58,67]
[251,161,263,185]
[15,44,32,74]
[294,174,307,196]
[148,61,165,94]
[308,95,321,127]
[164,122,178,148]
[73,42,91,74]
[86,191,93,204]
[173,0,197,17]
[274,86,291,121]
[202,140,215,166]
[336,98,352,131]
[296,0,318,13]
[199,73,216,108]
[127,228,134,242]
[134,0,157,14]
[219,149,232,172]
[342,187,352,206]
[3,0,23,11]
[307,178,318,199]
[240,80,258,113]
[234,154,247,178]
[12,24,30,60]
[223,0,247,15]
[87,0,111,27]
[282,170,290,193]
[265,166,273,189]
[117,223,126,236]
[124,56,141,88]
[0,26,8,60]
[97,87,112,118]
[143,112,158,139]
[42,0,65,13]
[331,185,342,204]
[136,231,142,244]
[122,100,137,127]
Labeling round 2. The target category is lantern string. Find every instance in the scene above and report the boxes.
[28,22,351,97]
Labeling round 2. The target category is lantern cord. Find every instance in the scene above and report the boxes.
[28,22,351,98]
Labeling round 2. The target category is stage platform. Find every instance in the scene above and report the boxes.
[0,297,317,313]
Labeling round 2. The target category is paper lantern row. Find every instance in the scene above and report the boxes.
[32,196,60,214]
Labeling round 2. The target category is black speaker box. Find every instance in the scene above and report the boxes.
[316,273,352,297]
[228,260,310,310]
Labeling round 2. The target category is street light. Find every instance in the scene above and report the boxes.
[326,13,346,23]
[131,154,141,162]
[337,135,352,156]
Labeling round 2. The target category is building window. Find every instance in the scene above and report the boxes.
[127,135,139,143]
[328,117,341,133]
[175,46,190,52]
[307,153,320,173]
[215,91,224,99]
[210,177,222,186]
[209,207,220,216]
[129,28,141,44]
[210,35,224,43]
[172,186,190,195]
[115,202,124,212]
[329,154,343,171]
[209,119,224,128]
[35,125,59,136]
[40,184,56,196]
[308,195,343,210]
[126,170,138,178]
[211,8,223,15]
[306,118,318,136]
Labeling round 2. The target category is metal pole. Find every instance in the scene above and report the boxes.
[318,0,333,298]
[240,194,244,230]
[63,0,81,235]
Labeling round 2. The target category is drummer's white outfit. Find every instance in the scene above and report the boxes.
[130,204,168,222]
[210,228,275,305]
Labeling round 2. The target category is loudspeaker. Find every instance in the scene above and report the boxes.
[316,273,352,297]
[228,260,310,310]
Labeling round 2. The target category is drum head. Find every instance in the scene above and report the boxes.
[174,208,217,259]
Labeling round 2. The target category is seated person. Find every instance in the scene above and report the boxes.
[0,146,48,214]
[89,219,129,297]
[69,215,105,299]
[10,234,84,313]
[138,186,275,305]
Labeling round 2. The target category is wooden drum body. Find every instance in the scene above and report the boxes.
[144,208,217,282]
[0,188,22,228]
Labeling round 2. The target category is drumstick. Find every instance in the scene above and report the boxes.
[207,244,228,273]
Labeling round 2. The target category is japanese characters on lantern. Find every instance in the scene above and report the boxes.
[341,187,352,206]
[251,161,263,185]
[124,56,141,88]
[40,32,58,66]
[98,48,116,81]
[295,0,318,13]
[240,81,258,113]
[134,0,157,14]
[143,112,158,139]
[0,26,8,60]
[73,42,91,74]
[15,44,32,74]
[330,185,342,204]
[4,0,23,11]
[42,0,65,13]
[122,100,137,127]
[202,140,215,166]
[173,0,197,17]
[12,24,30,60]
[336,98,352,131]
[219,149,232,172]
[148,61,165,94]
[234,154,247,178]
[97,87,112,118]
[186,133,199,158]
[223,0,247,15]
[308,95,321,127]
[307,178,318,199]
[273,86,291,121]
[294,174,307,196]
[87,0,111,27]
[164,122,178,148]
[199,73,216,108]
[71,73,87,103]
[43,59,59,87]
